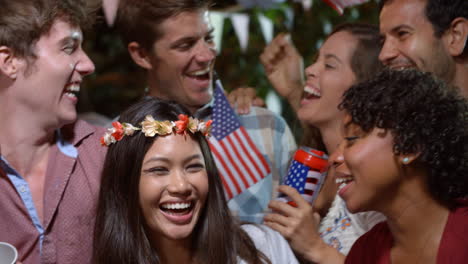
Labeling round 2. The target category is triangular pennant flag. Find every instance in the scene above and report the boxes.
[301,0,313,10]
[257,13,274,44]
[230,13,250,52]
[209,11,226,54]
[103,0,119,26]
[322,0,368,15]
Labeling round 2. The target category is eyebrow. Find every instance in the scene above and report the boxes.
[143,154,203,166]
[324,53,342,63]
[390,25,413,35]
[170,28,215,48]
[59,35,80,47]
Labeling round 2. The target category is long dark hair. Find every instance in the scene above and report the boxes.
[93,97,270,264]
[303,23,383,151]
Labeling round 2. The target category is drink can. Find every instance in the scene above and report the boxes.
[277,147,328,207]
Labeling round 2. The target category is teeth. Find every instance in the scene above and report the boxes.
[338,182,347,190]
[64,92,76,98]
[304,86,321,97]
[389,65,413,71]
[335,177,353,184]
[189,68,210,76]
[161,202,191,210]
[66,84,80,93]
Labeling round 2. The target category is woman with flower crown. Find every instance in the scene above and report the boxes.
[92,97,299,264]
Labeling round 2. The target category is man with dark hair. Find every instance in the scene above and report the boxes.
[379,0,468,95]
[117,0,296,222]
[0,0,105,263]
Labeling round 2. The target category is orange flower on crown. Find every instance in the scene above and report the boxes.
[100,114,212,146]
[111,122,124,141]
[100,121,140,146]
[100,133,116,146]
[174,114,189,134]
[198,120,212,136]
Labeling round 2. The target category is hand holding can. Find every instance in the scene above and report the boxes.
[277,147,328,207]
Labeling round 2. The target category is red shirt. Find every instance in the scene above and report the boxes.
[0,120,106,264]
[345,206,468,264]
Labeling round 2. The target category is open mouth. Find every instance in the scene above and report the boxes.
[160,201,194,216]
[336,176,354,195]
[302,85,321,100]
[186,67,211,81]
[387,61,416,71]
[64,83,80,98]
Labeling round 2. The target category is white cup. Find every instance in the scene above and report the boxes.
[0,242,18,264]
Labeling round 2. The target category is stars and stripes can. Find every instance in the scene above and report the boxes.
[277,147,328,206]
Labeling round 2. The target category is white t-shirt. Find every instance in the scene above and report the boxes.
[240,224,299,264]
[319,195,386,255]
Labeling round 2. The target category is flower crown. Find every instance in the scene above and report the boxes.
[100,114,213,146]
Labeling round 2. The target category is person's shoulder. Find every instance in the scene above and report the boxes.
[70,119,107,155]
[446,205,468,240]
[248,106,285,120]
[238,106,289,129]
[359,221,389,239]
[76,119,107,141]
[241,224,293,251]
[346,221,390,263]
[349,221,389,251]
[241,223,267,236]
[241,224,280,244]
[241,224,299,264]
[435,206,468,263]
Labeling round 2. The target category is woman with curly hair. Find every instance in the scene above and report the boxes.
[330,69,468,263]
[92,97,299,264]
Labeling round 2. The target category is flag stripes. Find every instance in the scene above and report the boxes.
[209,83,271,199]
[209,127,270,198]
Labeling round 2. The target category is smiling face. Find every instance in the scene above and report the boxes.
[139,134,209,245]
[379,0,455,82]
[145,9,216,113]
[331,115,401,213]
[297,31,357,128]
[13,18,95,127]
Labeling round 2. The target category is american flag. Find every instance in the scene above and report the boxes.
[209,84,270,199]
[277,160,325,205]
[323,0,369,15]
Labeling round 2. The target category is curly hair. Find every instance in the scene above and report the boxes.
[339,69,468,208]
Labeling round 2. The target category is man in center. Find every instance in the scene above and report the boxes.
[117,0,296,222]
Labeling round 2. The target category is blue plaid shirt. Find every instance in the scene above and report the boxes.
[196,102,296,223]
